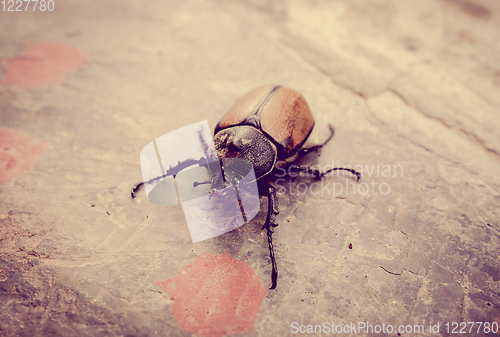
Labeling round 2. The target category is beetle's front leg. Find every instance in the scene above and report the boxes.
[262,183,279,290]
[131,157,204,198]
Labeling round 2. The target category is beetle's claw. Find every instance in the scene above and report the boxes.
[262,222,278,231]
[131,182,144,199]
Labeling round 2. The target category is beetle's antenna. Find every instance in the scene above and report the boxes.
[193,180,210,188]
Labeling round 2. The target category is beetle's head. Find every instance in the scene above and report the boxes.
[203,158,253,199]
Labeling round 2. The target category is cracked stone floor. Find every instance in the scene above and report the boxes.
[1,0,499,336]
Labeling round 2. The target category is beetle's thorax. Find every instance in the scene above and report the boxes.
[213,126,277,182]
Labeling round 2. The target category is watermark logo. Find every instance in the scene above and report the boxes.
[274,160,403,197]
[139,121,260,243]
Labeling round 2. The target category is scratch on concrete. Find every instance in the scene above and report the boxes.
[380,265,401,276]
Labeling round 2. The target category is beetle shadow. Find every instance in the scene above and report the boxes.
[209,197,269,261]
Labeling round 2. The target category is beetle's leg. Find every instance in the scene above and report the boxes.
[297,124,334,157]
[288,165,361,181]
[131,157,203,198]
[131,182,145,198]
[262,183,279,290]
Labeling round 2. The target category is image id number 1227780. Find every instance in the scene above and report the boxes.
[2,0,54,11]
[445,322,498,334]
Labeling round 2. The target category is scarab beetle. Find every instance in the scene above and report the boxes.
[132,85,360,289]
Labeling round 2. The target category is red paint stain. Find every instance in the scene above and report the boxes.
[155,249,266,337]
[0,40,85,88]
[0,129,47,184]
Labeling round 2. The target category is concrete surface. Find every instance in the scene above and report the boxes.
[1,0,499,336]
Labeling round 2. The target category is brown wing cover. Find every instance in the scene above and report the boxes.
[215,85,315,157]
[214,85,276,134]
[260,87,314,156]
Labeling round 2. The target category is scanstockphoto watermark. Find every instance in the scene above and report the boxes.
[291,321,499,335]
[274,160,403,196]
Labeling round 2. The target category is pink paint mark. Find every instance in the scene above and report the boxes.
[0,129,47,184]
[0,40,85,88]
[155,249,267,337]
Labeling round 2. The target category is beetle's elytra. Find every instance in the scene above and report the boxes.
[132,85,361,290]
[215,85,315,157]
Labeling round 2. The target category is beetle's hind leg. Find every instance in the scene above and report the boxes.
[297,124,334,157]
[262,183,279,290]
[288,165,361,181]
[290,124,361,181]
